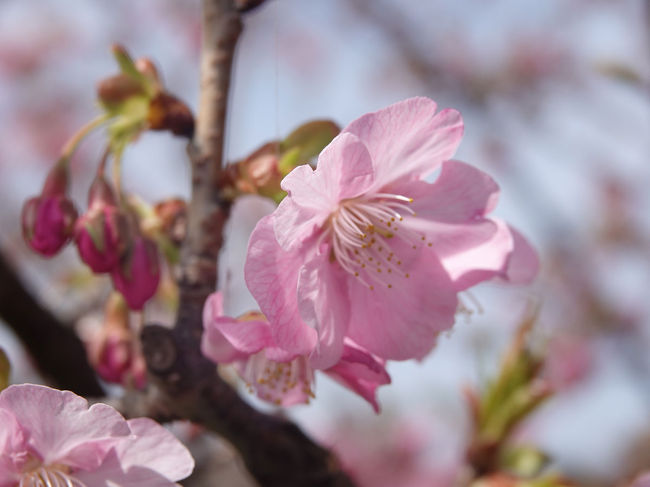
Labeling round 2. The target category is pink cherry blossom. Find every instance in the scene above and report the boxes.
[245,97,538,367]
[201,292,390,412]
[0,383,194,487]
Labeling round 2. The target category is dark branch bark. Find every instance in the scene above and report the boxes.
[0,251,103,396]
[137,1,357,486]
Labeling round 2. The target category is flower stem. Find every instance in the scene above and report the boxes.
[60,114,111,163]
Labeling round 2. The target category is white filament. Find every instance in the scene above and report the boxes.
[19,466,86,487]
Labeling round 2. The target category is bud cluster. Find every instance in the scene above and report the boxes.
[19,46,193,311]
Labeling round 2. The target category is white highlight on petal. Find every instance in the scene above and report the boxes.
[20,466,86,487]
[327,192,430,290]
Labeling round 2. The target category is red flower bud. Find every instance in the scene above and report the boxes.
[21,164,77,256]
[111,236,160,310]
[74,177,130,273]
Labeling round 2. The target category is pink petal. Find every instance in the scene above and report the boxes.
[275,133,375,251]
[245,215,317,356]
[201,292,246,363]
[402,217,499,261]
[75,418,194,486]
[116,418,194,480]
[315,132,375,201]
[343,97,463,187]
[403,160,500,222]
[324,341,391,413]
[346,246,458,360]
[273,193,326,252]
[210,317,274,358]
[501,225,539,284]
[441,218,515,291]
[297,248,350,369]
[0,384,130,471]
[0,409,25,485]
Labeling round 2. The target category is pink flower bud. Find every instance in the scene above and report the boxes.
[86,294,146,388]
[21,164,77,256]
[111,236,160,310]
[74,177,130,272]
[95,335,146,388]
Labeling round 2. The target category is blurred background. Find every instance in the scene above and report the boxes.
[0,1,648,485]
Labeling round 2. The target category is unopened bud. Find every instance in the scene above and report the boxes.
[22,164,77,256]
[74,184,131,273]
[111,236,161,310]
[135,57,162,89]
[97,74,146,106]
[147,92,195,138]
[153,198,187,246]
[88,294,147,388]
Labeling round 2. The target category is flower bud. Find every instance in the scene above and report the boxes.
[147,92,194,138]
[21,163,78,256]
[111,236,160,310]
[74,176,130,273]
[88,294,146,388]
[97,73,146,106]
[153,198,187,246]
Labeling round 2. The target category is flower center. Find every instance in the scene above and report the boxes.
[239,353,315,406]
[20,465,86,487]
[327,193,430,290]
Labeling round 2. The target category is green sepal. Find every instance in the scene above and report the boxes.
[501,445,549,478]
[279,120,340,168]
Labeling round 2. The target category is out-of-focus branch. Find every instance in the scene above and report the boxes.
[0,251,103,396]
[137,1,357,485]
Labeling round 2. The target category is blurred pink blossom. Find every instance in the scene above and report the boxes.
[0,383,193,486]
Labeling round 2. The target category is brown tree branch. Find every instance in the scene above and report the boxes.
[0,251,104,396]
[137,1,357,485]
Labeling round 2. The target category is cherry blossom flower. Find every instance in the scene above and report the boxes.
[0,383,194,487]
[201,292,390,412]
[245,97,538,367]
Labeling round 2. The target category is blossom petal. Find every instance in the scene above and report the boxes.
[324,341,391,413]
[0,384,130,471]
[297,248,350,369]
[403,160,500,222]
[273,193,326,252]
[343,97,463,187]
[75,418,194,487]
[201,292,273,363]
[500,225,539,284]
[245,215,317,356]
[442,219,516,291]
[0,409,24,485]
[346,247,458,360]
[275,134,375,251]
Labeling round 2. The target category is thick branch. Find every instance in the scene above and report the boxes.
[0,251,103,396]
[138,1,357,486]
